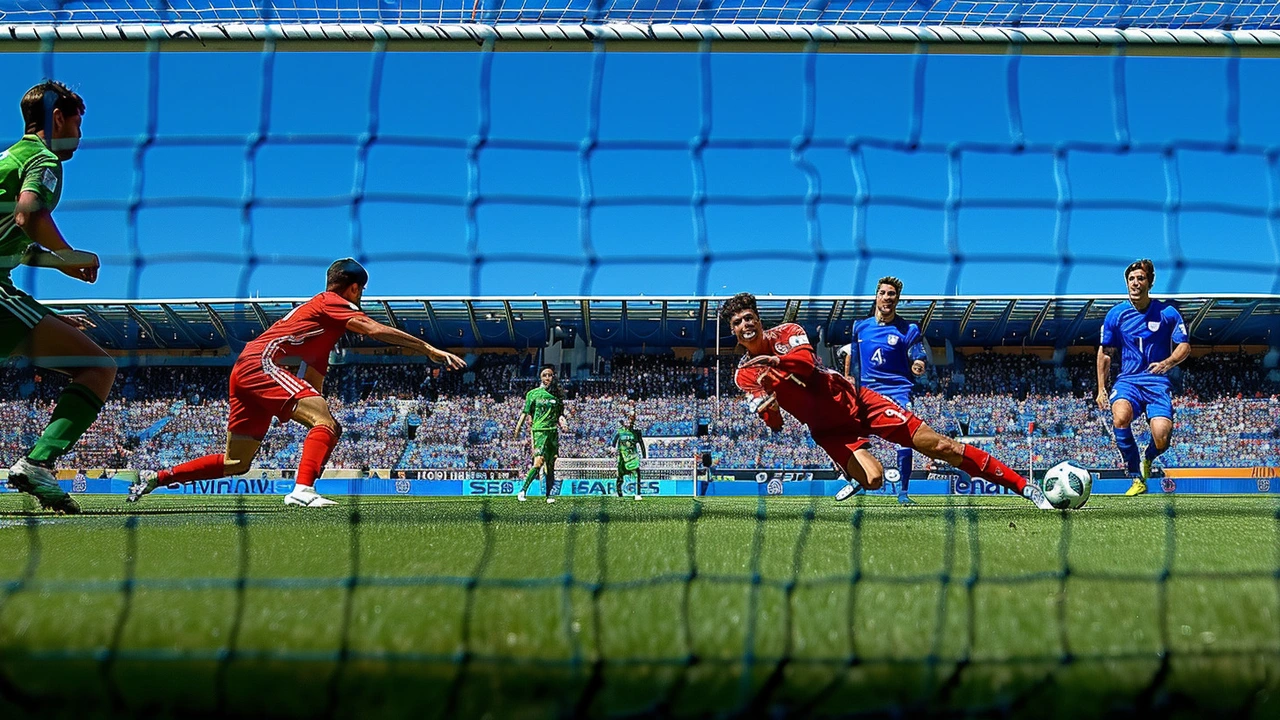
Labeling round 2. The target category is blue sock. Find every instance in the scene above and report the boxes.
[1114,427,1141,476]
[1145,442,1166,462]
[896,448,913,497]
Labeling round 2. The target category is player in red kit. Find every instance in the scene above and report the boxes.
[126,259,467,507]
[722,293,1052,509]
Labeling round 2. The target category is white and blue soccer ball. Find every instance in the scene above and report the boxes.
[1039,461,1093,510]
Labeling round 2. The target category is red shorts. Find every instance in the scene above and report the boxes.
[227,359,320,439]
[810,387,922,474]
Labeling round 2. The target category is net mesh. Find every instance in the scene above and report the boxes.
[0,2,1278,718]
[5,0,1280,29]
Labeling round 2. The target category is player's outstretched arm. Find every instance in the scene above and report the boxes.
[345,315,467,369]
[15,192,98,283]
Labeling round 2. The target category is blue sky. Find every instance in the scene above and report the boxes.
[2,48,1277,301]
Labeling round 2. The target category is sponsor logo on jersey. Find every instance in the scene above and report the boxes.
[774,343,790,354]
[1147,321,1161,332]
[788,332,808,347]
[41,167,57,193]
[887,335,899,346]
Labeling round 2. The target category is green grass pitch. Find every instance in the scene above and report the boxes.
[0,494,1278,719]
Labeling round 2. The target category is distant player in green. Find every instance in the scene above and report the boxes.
[515,364,568,503]
[1,81,113,514]
[610,407,646,500]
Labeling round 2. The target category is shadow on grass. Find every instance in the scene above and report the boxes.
[0,653,1275,719]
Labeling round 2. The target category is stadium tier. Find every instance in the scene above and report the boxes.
[48,295,1280,352]
[4,295,1279,480]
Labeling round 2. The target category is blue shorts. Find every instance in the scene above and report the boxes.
[1110,376,1174,421]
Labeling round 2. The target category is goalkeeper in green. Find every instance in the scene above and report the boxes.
[1,81,113,514]
[610,408,646,500]
[515,364,568,503]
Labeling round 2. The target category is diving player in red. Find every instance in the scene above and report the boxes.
[723,293,1053,509]
[126,259,467,507]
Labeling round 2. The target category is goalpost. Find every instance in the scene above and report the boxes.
[551,457,700,497]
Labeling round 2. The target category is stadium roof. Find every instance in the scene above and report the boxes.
[44,295,1280,353]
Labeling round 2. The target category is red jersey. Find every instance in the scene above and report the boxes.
[734,323,861,433]
[239,291,366,376]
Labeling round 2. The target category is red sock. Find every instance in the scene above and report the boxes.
[957,444,1027,494]
[296,425,339,488]
[158,454,227,485]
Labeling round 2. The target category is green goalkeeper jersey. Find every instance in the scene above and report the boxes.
[523,386,564,434]
[0,135,64,283]
[611,425,645,469]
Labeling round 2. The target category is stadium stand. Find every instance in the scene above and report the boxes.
[3,343,1278,473]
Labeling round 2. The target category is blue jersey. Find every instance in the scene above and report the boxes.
[845,316,927,396]
[1100,299,1189,382]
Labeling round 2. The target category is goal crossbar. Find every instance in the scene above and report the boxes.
[6,23,1280,55]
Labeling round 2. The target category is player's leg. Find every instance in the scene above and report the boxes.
[907,425,1052,509]
[6,311,117,513]
[846,448,884,490]
[519,435,546,500]
[893,448,915,505]
[834,449,883,501]
[1140,385,1174,488]
[813,430,879,501]
[616,460,626,498]
[1109,381,1146,495]
[544,442,560,503]
[131,434,264,502]
[283,395,341,507]
[129,378,271,502]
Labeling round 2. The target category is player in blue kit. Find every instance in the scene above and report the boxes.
[1096,259,1191,496]
[838,276,928,505]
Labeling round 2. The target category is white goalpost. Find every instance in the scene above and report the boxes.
[552,457,700,498]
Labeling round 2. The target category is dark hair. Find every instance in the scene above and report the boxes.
[326,258,368,292]
[877,276,904,294]
[22,80,84,135]
[719,292,759,327]
[539,363,564,399]
[1125,259,1155,285]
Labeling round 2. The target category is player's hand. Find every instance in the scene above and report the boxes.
[1146,360,1174,375]
[55,251,100,284]
[432,349,467,370]
[1095,390,1109,411]
[911,360,926,376]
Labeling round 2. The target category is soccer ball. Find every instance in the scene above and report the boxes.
[1039,461,1093,510]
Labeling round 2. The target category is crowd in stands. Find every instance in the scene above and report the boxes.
[1,348,1279,473]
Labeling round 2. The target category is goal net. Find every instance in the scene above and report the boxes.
[550,457,699,497]
[0,1,1277,719]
